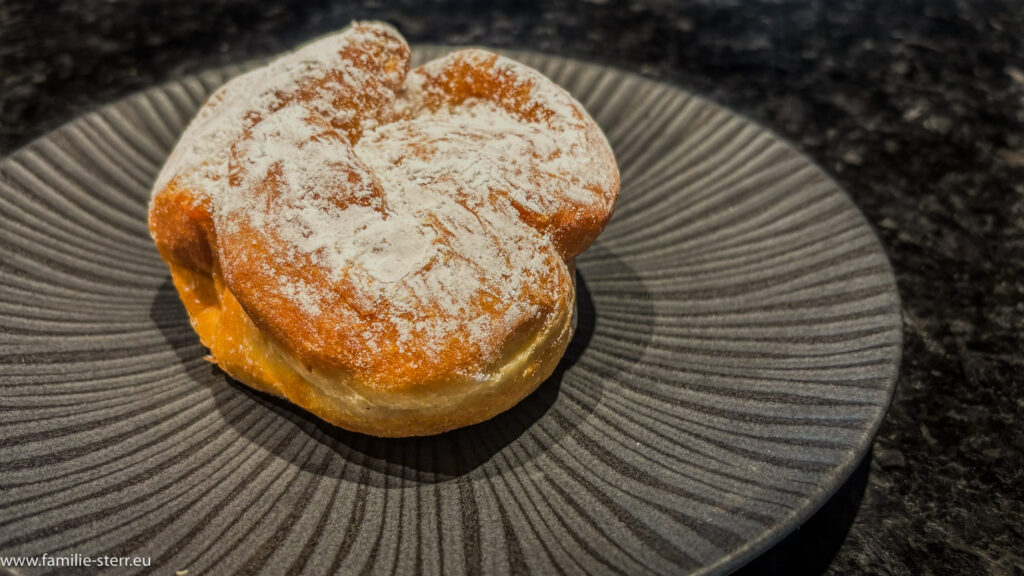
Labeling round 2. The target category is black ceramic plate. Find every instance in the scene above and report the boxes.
[0,47,901,575]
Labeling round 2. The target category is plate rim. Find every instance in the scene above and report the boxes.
[0,45,903,576]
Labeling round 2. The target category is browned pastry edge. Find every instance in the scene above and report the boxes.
[148,23,614,437]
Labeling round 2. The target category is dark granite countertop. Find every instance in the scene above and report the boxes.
[1,1,1021,574]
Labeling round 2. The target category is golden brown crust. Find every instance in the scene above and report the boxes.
[159,256,574,437]
[148,22,617,436]
[400,49,620,260]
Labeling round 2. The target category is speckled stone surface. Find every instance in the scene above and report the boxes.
[1,1,1021,574]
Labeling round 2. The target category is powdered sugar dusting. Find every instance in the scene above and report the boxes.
[399,50,618,216]
[222,103,440,295]
[152,21,407,198]
[151,23,618,379]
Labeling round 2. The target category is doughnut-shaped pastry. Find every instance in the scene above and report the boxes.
[148,22,619,437]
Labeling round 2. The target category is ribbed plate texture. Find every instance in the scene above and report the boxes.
[0,47,901,575]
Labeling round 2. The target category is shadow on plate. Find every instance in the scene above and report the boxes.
[150,245,654,485]
[732,448,873,575]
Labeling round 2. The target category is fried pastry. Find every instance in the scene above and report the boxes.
[148,22,619,437]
